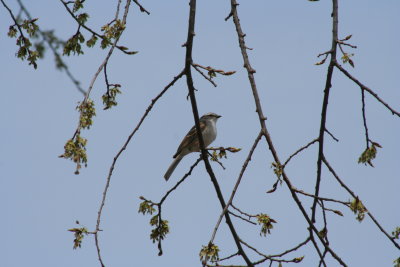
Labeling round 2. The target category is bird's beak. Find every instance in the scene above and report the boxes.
[217,114,222,118]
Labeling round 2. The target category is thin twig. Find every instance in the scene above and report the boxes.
[294,188,349,206]
[159,156,202,205]
[334,62,400,117]
[132,0,150,15]
[215,252,240,263]
[228,211,257,225]
[283,138,319,167]
[192,63,217,87]
[325,128,339,142]
[210,131,263,243]
[94,68,184,266]
[268,237,310,258]
[231,203,256,219]
[361,88,370,148]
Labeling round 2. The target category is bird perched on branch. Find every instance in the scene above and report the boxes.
[164,112,221,180]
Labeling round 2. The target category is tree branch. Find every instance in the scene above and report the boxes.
[334,62,400,117]
[311,0,339,224]
[94,68,184,266]
[184,0,253,265]
[210,130,263,243]
[323,156,400,250]
[228,0,346,265]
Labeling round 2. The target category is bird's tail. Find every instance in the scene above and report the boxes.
[164,155,183,181]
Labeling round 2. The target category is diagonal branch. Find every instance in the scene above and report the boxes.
[94,68,184,266]
[334,62,400,117]
[283,138,319,167]
[210,130,263,243]
[322,156,400,250]
[159,156,202,205]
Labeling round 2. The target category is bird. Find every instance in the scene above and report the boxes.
[164,112,221,180]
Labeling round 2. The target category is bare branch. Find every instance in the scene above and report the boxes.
[283,138,319,167]
[334,62,400,117]
[294,188,349,206]
[323,156,400,250]
[228,211,256,225]
[210,131,263,243]
[361,88,370,148]
[94,68,184,265]
[159,156,202,205]
[132,0,150,15]
[325,128,339,142]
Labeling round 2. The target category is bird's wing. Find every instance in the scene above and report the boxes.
[173,120,206,158]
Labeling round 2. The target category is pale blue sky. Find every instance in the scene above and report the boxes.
[1,1,399,266]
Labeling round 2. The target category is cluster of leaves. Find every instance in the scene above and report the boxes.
[349,198,367,222]
[358,141,381,167]
[256,213,277,236]
[68,223,89,249]
[59,99,96,174]
[138,198,170,245]
[7,18,40,68]
[72,0,85,12]
[209,147,241,162]
[63,31,85,56]
[100,20,125,48]
[138,198,156,215]
[102,84,122,110]
[199,243,220,263]
[62,0,90,56]
[77,99,96,129]
[60,135,88,174]
[149,216,169,244]
[63,0,132,56]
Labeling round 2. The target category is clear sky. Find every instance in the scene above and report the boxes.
[1,1,399,266]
